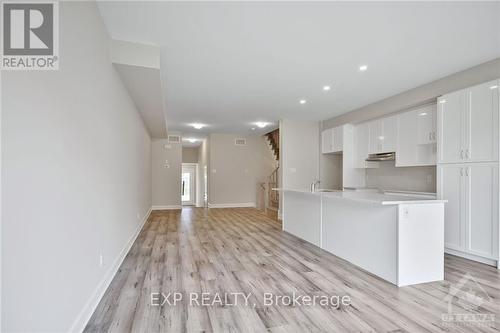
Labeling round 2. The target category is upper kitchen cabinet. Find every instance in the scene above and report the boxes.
[468,80,499,162]
[416,105,437,145]
[321,126,343,154]
[438,80,499,164]
[321,127,334,154]
[354,123,370,168]
[354,122,379,168]
[368,115,397,154]
[396,104,437,167]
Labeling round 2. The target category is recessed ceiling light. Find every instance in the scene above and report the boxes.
[299,99,307,105]
[255,122,268,128]
[191,123,205,129]
[359,65,368,72]
[419,112,428,116]
[323,86,331,91]
[439,99,446,104]
[251,128,256,130]
[490,85,499,90]
[183,137,197,143]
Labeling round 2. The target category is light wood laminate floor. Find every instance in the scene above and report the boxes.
[84,208,500,332]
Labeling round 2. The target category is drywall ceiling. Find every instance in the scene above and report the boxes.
[97,1,500,134]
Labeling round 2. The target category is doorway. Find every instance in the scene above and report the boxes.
[181,163,197,206]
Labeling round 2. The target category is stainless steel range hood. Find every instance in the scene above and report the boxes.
[365,152,395,162]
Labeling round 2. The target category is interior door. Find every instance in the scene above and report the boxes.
[438,92,464,163]
[466,163,499,259]
[438,164,465,251]
[466,80,499,162]
[181,164,196,206]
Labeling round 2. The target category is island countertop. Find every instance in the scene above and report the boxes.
[273,188,447,205]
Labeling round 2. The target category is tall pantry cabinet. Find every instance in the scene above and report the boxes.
[437,79,500,266]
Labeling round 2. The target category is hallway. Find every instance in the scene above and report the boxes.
[84,208,500,332]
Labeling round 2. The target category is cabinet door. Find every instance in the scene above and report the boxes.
[438,165,466,251]
[333,126,344,152]
[381,115,397,152]
[396,111,417,166]
[321,128,334,154]
[466,163,499,259]
[417,106,436,145]
[354,123,369,168]
[438,91,465,163]
[368,120,383,154]
[466,80,499,162]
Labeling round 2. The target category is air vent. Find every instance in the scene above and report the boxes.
[235,138,247,146]
[168,135,181,143]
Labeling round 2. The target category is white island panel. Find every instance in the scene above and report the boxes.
[321,196,398,284]
[283,191,321,246]
[397,204,444,286]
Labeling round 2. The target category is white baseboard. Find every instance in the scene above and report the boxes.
[208,202,256,208]
[445,248,497,267]
[151,205,182,210]
[69,207,152,333]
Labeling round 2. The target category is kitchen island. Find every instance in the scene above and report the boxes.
[276,189,446,286]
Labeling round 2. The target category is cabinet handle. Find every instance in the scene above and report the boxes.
[460,168,464,176]
[432,132,436,141]
[429,132,432,141]
[466,167,469,177]
[460,150,464,159]
[465,149,469,159]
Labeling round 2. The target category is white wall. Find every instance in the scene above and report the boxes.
[182,147,199,163]
[280,119,320,190]
[208,133,276,207]
[319,154,342,190]
[366,162,436,193]
[1,2,152,332]
[152,138,182,209]
[196,139,209,207]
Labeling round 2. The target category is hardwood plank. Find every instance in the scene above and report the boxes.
[84,207,500,333]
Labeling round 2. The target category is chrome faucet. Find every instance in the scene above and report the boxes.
[310,180,321,192]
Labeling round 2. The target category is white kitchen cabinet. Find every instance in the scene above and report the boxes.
[381,115,397,152]
[321,128,334,154]
[467,81,499,162]
[466,163,499,259]
[438,164,465,251]
[354,122,376,168]
[368,120,383,154]
[416,106,437,145]
[333,126,343,152]
[438,80,499,164]
[438,163,499,263]
[368,115,397,154]
[396,105,437,167]
[322,126,343,154]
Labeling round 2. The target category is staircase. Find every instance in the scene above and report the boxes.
[265,129,280,213]
[265,129,279,160]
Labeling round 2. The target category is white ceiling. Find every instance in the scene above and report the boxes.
[97,1,500,135]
